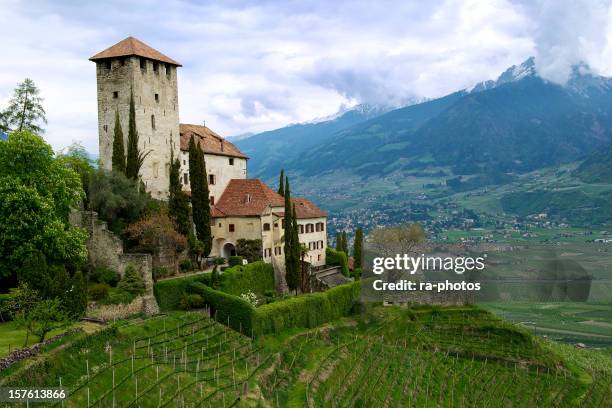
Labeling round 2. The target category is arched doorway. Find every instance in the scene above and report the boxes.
[222,242,236,259]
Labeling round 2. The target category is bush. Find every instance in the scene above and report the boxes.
[253,281,360,336]
[153,272,212,311]
[180,259,194,272]
[352,268,363,280]
[92,266,120,287]
[0,293,13,321]
[117,265,145,295]
[152,266,171,281]
[179,293,204,310]
[219,261,275,297]
[187,282,255,335]
[212,257,226,266]
[228,256,244,267]
[326,248,349,276]
[88,283,110,301]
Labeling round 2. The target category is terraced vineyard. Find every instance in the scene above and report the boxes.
[256,306,612,407]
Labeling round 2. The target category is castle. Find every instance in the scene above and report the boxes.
[90,37,327,266]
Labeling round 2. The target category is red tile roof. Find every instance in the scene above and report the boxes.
[212,179,284,217]
[180,124,248,159]
[292,198,328,219]
[90,36,181,66]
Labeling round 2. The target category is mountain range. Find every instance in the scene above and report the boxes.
[237,57,612,182]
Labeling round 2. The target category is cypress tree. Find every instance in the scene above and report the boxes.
[278,169,284,196]
[290,204,301,292]
[126,90,140,180]
[198,143,212,256]
[342,231,348,254]
[354,228,363,269]
[335,232,342,251]
[111,109,125,174]
[188,137,212,256]
[283,176,293,283]
[168,148,191,236]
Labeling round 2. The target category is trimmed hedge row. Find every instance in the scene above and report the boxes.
[219,261,275,297]
[252,281,360,336]
[326,248,350,276]
[154,272,211,311]
[187,282,256,335]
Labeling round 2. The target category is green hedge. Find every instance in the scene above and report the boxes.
[326,248,349,276]
[252,281,360,336]
[219,261,275,297]
[154,272,211,311]
[187,282,255,335]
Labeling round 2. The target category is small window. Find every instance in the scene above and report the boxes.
[318,254,321,262]
[153,62,159,73]
[274,222,278,229]
[155,93,159,103]
[140,58,146,71]
[151,115,156,130]
[165,64,171,79]
[263,223,271,231]
[183,173,188,185]
[120,58,126,66]
[229,158,234,165]
[209,196,215,205]
[103,125,108,132]
[183,160,186,165]
[229,224,235,232]
[218,222,222,228]
[299,225,304,234]
[209,174,215,185]
[113,91,118,99]
[105,61,111,70]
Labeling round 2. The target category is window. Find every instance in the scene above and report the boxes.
[274,222,278,229]
[209,174,216,185]
[153,62,159,73]
[183,173,188,185]
[151,115,155,130]
[318,254,322,262]
[165,64,171,79]
[183,160,186,165]
[120,58,126,66]
[113,91,118,99]
[229,224,235,232]
[210,196,215,205]
[105,61,111,70]
[140,58,146,71]
[306,224,314,233]
[264,248,272,257]
[299,225,304,234]
[229,158,234,165]
[263,223,271,231]
[155,93,159,103]
[103,125,108,132]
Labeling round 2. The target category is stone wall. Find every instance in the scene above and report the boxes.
[70,210,159,315]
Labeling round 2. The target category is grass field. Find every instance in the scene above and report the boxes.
[2,307,611,407]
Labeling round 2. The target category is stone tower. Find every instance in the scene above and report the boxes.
[90,37,181,199]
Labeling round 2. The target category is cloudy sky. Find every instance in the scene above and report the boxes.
[0,0,610,153]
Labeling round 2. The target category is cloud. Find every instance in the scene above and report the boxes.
[0,0,609,153]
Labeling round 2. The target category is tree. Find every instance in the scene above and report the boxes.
[335,232,343,252]
[118,264,145,295]
[125,90,149,180]
[188,136,212,256]
[6,283,39,346]
[286,204,301,293]
[353,228,364,270]
[0,79,46,133]
[29,299,68,342]
[278,169,284,196]
[125,211,188,273]
[57,142,95,208]
[341,231,348,254]
[283,177,295,287]
[0,132,87,279]
[112,109,126,174]
[236,239,263,262]
[168,149,191,236]
[369,224,425,259]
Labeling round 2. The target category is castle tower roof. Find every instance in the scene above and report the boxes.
[89,36,181,66]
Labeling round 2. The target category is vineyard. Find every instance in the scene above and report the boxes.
[1,307,611,407]
[257,306,612,407]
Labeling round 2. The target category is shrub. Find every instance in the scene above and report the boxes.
[153,272,212,311]
[92,266,120,287]
[212,257,226,266]
[103,288,134,305]
[88,283,110,301]
[228,256,244,267]
[180,259,194,272]
[117,265,145,295]
[326,248,349,276]
[152,266,171,281]
[0,293,13,322]
[219,261,275,297]
[352,267,363,280]
[187,282,255,335]
[179,293,204,310]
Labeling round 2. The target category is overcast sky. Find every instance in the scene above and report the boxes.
[1,0,610,153]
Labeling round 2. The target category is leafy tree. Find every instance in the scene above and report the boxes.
[29,298,68,342]
[5,283,38,345]
[0,79,47,133]
[118,265,145,295]
[341,231,348,254]
[236,239,263,262]
[0,132,87,279]
[168,150,191,236]
[57,142,95,208]
[188,137,212,256]
[112,109,126,174]
[88,169,153,235]
[278,169,284,196]
[353,228,363,270]
[125,90,149,180]
[125,210,188,273]
[369,224,425,258]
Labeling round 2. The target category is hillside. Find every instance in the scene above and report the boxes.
[288,58,612,178]
[236,104,391,179]
[2,307,610,406]
[574,141,612,183]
